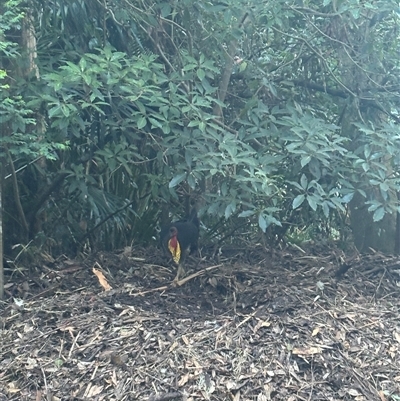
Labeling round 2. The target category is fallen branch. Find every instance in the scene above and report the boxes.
[132,264,222,296]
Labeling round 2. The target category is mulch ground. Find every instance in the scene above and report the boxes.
[2,242,400,401]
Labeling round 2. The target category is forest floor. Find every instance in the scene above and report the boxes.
[2,242,400,401]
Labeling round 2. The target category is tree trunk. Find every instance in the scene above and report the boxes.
[349,192,395,253]
[335,13,396,253]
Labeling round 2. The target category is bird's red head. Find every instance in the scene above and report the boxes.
[169,226,178,248]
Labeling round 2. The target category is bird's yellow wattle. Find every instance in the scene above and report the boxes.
[168,239,181,264]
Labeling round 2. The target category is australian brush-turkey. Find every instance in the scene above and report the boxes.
[160,208,200,281]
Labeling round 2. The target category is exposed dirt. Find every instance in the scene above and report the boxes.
[2,243,400,401]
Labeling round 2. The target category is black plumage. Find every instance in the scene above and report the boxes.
[160,208,200,281]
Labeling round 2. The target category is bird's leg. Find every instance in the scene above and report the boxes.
[174,263,185,282]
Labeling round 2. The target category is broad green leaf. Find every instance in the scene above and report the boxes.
[221,181,228,196]
[301,155,311,167]
[148,117,162,128]
[187,174,196,189]
[322,202,329,218]
[379,182,389,192]
[197,69,205,81]
[61,104,70,117]
[169,173,186,188]
[307,196,318,211]
[225,202,236,219]
[368,203,379,212]
[239,210,255,218]
[185,150,192,167]
[258,214,267,232]
[160,3,171,17]
[137,116,146,129]
[293,194,305,209]
[342,193,354,203]
[373,207,385,222]
[300,174,308,190]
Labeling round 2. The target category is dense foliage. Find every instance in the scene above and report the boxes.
[1,0,399,260]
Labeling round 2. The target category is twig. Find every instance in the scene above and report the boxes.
[148,393,182,401]
[131,264,222,295]
[40,364,52,401]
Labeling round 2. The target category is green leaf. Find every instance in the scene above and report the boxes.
[301,155,311,167]
[307,196,318,211]
[169,173,186,188]
[187,174,196,189]
[61,104,70,117]
[373,207,385,222]
[160,3,171,17]
[342,193,354,203]
[197,69,205,80]
[162,124,171,134]
[185,150,192,167]
[258,214,267,232]
[48,105,61,118]
[293,194,305,209]
[300,174,308,190]
[225,202,236,219]
[148,117,162,128]
[379,182,389,192]
[322,202,329,218]
[182,64,197,72]
[239,61,247,72]
[239,210,255,218]
[137,116,147,129]
[201,78,216,94]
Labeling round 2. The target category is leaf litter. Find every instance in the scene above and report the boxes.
[1,243,400,400]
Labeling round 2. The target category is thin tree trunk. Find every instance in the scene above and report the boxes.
[212,40,237,120]
[22,10,39,79]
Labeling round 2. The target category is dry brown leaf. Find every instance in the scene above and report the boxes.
[178,373,190,386]
[7,383,20,393]
[312,327,320,336]
[263,383,273,400]
[378,390,387,401]
[87,385,103,397]
[226,380,237,390]
[347,388,360,396]
[92,267,112,291]
[292,346,322,356]
[192,359,202,369]
[335,330,346,341]
[169,341,179,351]
[254,319,271,333]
